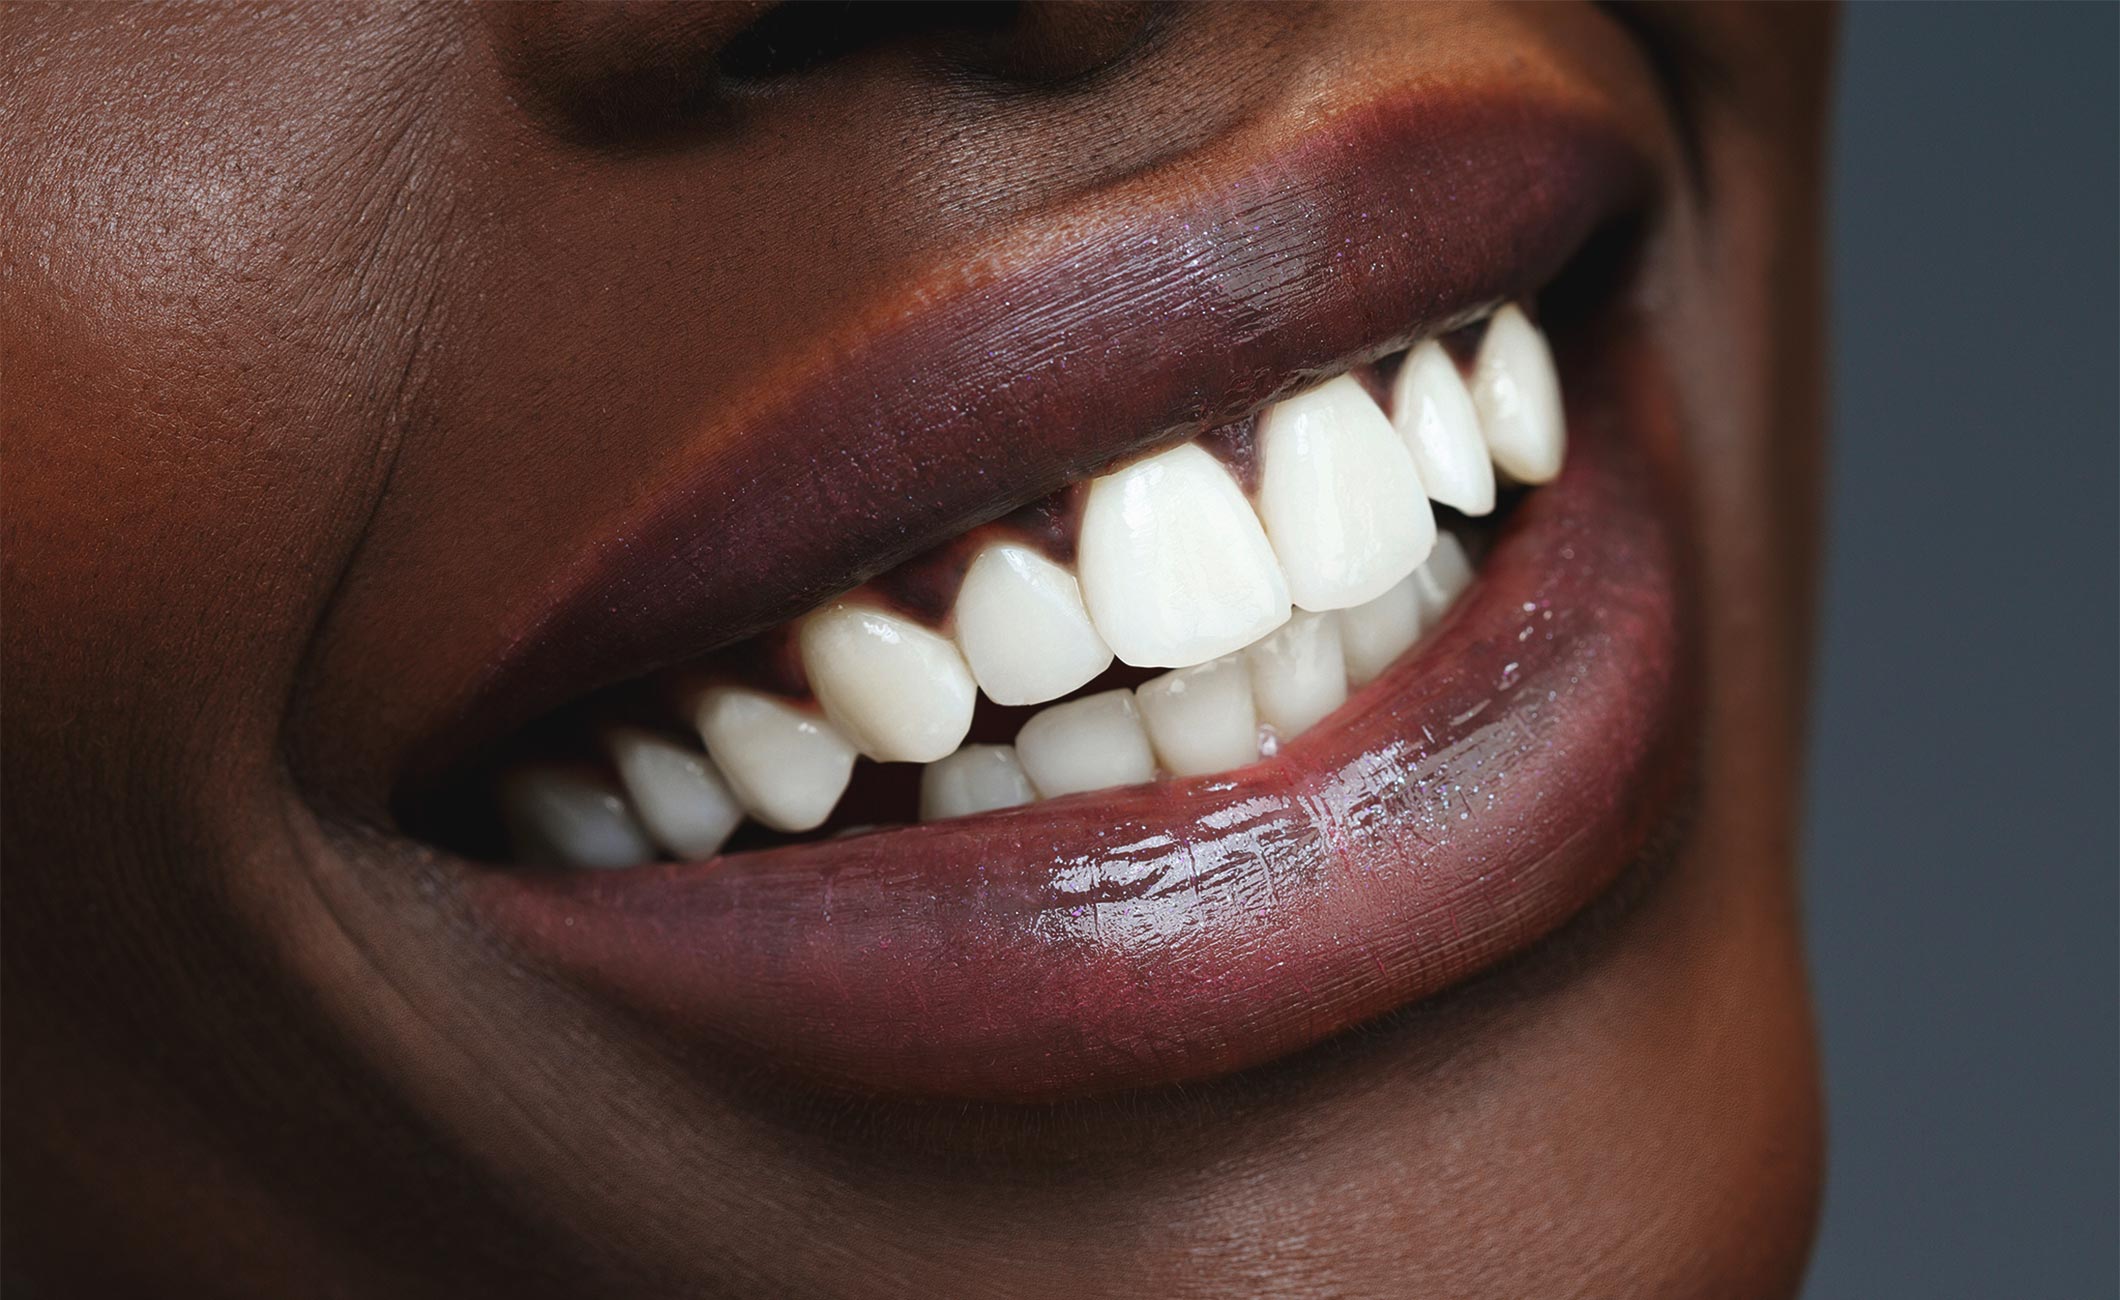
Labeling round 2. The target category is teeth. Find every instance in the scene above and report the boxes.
[498,765,656,869]
[919,744,1037,820]
[799,602,976,763]
[1470,304,1565,484]
[692,687,857,832]
[1014,689,1158,798]
[1077,443,1291,669]
[1337,574,1424,687]
[1392,340,1496,516]
[1254,375,1436,613]
[952,542,1114,706]
[1136,655,1259,777]
[1411,531,1474,620]
[1246,610,1349,740]
[603,726,744,861]
[500,305,1570,862]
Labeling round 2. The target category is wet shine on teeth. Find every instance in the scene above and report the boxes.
[500,304,1565,868]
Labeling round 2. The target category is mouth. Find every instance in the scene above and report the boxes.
[395,80,1692,1104]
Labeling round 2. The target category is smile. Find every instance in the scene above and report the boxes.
[403,86,1694,1104]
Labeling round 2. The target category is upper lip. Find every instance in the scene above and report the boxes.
[438,76,1690,1103]
[415,90,1651,789]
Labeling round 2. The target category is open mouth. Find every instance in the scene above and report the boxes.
[474,304,1555,865]
[383,74,1694,1105]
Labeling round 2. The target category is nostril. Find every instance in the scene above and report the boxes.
[961,1,1160,86]
[490,1,1162,142]
[714,1,1017,84]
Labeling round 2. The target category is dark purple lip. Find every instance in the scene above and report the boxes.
[468,315,1693,1102]
[412,92,1654,790]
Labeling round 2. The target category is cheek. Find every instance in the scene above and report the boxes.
[4,7,475,777]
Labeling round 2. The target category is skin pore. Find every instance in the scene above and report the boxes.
[3,5,1832,1296]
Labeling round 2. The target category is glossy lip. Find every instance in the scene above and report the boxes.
[450,89,1692,1104]
[471,319,1691,1102]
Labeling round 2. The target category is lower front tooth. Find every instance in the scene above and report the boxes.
[1014,689,1158,798]
[800,602,976,763]
[1411,531,1474,619]
[603,726,743,861]
[1136,656,1258,777]
[1246,610,1349,740]
[498,765,656,869]
[919,744,1037,820]
[1338,575,1424,687]
[692,687,856,832]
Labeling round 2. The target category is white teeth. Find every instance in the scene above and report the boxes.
[1246,609,1349,740]
[603,726,743,861]
[1254,374,1436,612]
[1412,531,1474,620]
[1337,574,1425,687]
[1471,304,1565,485]
[1391,340,1497,516]
[799,602,976,763]
[499,765,656,869]
[1077,443,1291,669]
[1014,689,1158,798]
[918,744,1037,821]
[691,687,857,832]
[1136,655,1259,777]
[952,542,1113,706]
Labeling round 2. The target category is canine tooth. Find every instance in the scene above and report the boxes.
[1471,304,1565,484]
[1337,575,1424,687]
[919,744,1037,820]
[800,602,976,763]
[498,765,655,869]
[1411,531,1474,619]
[1078,443,1291,669]
[1136,656,1258,777]
[1392,340,1497,515]
[1255,374,1436,612]
[603,726,743,861]
[1014,689,1157,798]
[692,687,856,832]
[1246,610,1349,739]
[953,543,1113,706]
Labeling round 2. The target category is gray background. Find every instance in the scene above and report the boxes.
[1803,5,2117,1297]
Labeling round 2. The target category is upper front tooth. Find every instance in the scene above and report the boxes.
[1246,609,1349,740]
[1136,655,1258,777]
[603,726,743,861]
[1255,374,1436,612]
[1014,688,1158,798]
[498,765,656,869]
[1471,304,1566,484]
[1392,340,1497,516]
[1337,574,1424,687]
[952,542,1114,706]
[692,686,856,832]
[1077,443,1291,669]
[919,743,1037,820]
[799,602,976,763]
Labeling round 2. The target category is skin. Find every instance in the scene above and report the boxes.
[2,4,1833,1297]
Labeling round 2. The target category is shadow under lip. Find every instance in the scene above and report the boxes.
[406,90,1654,799]
[465,311,1697,1104]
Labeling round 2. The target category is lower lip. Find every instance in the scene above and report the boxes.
[471,320,1694,1103]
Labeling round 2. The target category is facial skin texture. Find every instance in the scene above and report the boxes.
[2,5,1832,1297]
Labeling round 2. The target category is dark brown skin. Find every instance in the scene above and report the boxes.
[2,5,1833,1297]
